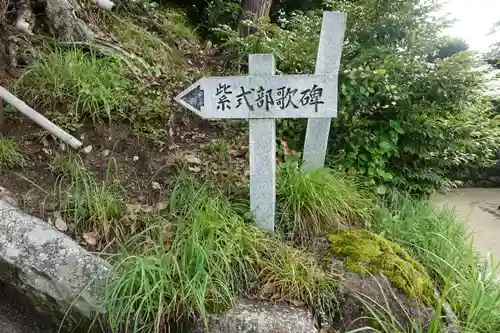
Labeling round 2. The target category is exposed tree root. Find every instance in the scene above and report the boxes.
[0,0,96,71]
[0,0,150,79]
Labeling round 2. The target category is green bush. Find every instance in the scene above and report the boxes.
[215,1,500,195]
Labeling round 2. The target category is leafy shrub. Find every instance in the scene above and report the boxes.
[205,0,242,32]
[215,1,500,195]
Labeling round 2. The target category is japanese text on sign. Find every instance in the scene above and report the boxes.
[215,84,325,112]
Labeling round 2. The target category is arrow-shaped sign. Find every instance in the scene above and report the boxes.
[175,74,338,119]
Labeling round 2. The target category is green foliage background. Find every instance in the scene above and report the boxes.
[207,0,500,196]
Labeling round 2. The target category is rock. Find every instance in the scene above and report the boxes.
[0,187,17,206]
[151,182,161,190]
[191,299,318,333]
[82,232,98,246]
[132,155,139,162]
[101,149,110,157]
[0,199,111,327]
[331,272,435,332]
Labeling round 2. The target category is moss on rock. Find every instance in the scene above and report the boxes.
[328,229,435,304]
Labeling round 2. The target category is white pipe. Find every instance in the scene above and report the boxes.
[0,86,83,150]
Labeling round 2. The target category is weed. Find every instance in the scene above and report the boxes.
[159,8,198,43]
[98,174,341,333]
[202,139,230,159]
[277,167,375,244]
[255,241,340,320]
[51,151,87,177]
[53,152,125,242]
[16,48,130,131]
[0,138,24,168]
[112,18,176,69]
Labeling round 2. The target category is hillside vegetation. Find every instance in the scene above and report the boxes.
[1,0,500,332]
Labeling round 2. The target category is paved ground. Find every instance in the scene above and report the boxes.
[434,188,500,259]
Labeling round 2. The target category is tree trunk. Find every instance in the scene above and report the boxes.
[238,0,272,37]
[0,0,95,72]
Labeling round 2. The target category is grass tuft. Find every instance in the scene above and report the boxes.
[277,167,375,244]
[16,48,131,131]
[98,174,340,333]
[372,192,500,332]
[53,152,125,242]
[112,19,178,69]
[0,138,24,168]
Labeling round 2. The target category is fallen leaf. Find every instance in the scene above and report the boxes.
[184,154,201,164]
[126,203,154,214]
[101,149,110,157]
[41,137,50,147]
[133,155,139,162]
[83,232,98,246]
[54,213,68,232]
[291,299,306,307]
[189,166,201,173]
[83,145,93,154]
[151,182,161,190]
[155,202,167,211]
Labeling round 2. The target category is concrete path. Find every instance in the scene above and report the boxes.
[434,188,500,259]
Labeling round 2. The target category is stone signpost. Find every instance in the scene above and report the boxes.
[302,11,346,171]
[174,11,346,233]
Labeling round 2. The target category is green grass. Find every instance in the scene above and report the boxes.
[277,167,375,244]
[371,192,500,333]
[97,174,340,333]
[16,48,131,131]
[0,138,24,168]
[112,18,178,70]
[52,152,125,242]
[158,8,198,43]
[202,139,230,159]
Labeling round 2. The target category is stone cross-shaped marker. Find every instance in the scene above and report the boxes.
[302,12,346,171]
[174,11,346,232]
